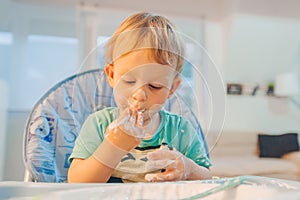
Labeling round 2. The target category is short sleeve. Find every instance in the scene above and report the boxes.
[179,119,211,169]
[68,108,115,163]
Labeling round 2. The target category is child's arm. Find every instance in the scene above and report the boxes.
[68,127,140,183]
[145,147,212,182]
[68,157,114,183]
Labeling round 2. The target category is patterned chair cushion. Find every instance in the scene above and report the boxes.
[23,69,208,182]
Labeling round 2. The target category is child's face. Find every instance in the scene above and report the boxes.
[105,50,181,114]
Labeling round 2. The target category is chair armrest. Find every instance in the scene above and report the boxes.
[282,151,300,166]
[24,169,34,182]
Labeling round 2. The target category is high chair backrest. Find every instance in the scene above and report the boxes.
[23,69,208,182]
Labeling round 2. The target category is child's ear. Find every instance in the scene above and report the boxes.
[168,77,181,98]
[105,64,114,87]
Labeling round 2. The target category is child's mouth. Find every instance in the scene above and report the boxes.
[129,101,146,112]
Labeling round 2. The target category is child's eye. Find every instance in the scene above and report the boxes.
[148,84,163,90]
[123,80,136,84]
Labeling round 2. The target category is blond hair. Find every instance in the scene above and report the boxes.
[105,12,185,72]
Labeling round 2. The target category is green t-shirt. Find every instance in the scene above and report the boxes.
[69,107,211,182]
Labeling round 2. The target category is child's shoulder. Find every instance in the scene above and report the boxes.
[159,110,197,135]
[160,109,189,123]
[160,109,199,131]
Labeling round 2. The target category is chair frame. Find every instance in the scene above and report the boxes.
[23,69,209,182]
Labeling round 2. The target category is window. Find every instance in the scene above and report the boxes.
[8,34,79,110]
[97,35,110,68]
[0,32,13,45]
[0,32,13,80]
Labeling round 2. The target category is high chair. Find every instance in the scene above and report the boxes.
[23,68,209,182]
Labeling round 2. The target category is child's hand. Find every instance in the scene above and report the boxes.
[108,107,157,139]
[145,146,193,182]
[92,115,142,169]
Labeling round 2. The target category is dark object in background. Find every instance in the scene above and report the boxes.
[266,82,274,96]
[252,85,259,96]
[258,133,299,158]
[227,83,243,95]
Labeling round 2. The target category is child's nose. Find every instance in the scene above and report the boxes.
[132,87,146,102]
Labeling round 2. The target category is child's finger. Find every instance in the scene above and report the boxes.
[136,110,144,127]
[128,112,137,124]
[146,159,175,171]
[145,169,180,182]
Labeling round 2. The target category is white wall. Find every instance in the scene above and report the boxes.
[0,1,81,181]
[0,80,8,181]
[224,96,300,133]
[4,111,29,181]
[198,20,227,147]
[225,14,300,82]
[223,14,300,135]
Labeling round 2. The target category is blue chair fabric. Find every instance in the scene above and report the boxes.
[23,69,208,182]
